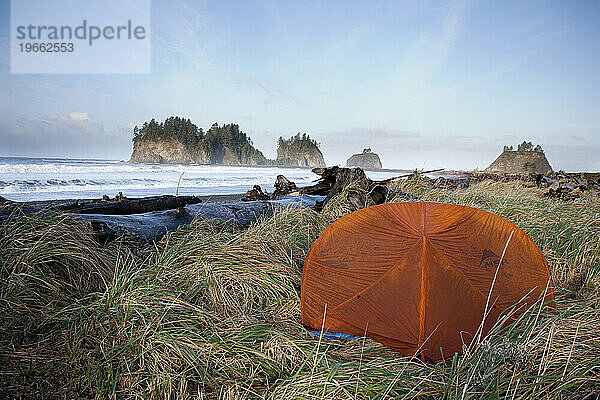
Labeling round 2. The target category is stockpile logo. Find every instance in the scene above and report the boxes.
[10,0,151,73]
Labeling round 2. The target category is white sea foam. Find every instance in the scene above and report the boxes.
[0,162,308,175]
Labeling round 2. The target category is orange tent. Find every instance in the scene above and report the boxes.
[301,202,554,361]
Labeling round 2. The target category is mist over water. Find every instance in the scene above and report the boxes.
[0,157,410,201]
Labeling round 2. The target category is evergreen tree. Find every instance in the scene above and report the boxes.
[517,141,534,152]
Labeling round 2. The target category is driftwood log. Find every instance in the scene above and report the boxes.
[0,195,204,216]
[78,195,323,243]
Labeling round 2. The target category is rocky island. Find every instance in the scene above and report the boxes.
[276,133,325,167]
[129,117,326,167]
[346,148,382,170]
[130,118,268,165]
[486,141,552,174]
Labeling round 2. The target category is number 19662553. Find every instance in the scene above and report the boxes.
[19,42,74,52]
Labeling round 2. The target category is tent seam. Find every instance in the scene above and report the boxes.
[418,235,427,352]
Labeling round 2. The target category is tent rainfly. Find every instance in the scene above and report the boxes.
[301,202,554,361]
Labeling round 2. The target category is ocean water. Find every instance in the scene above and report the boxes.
[0,157,411,202]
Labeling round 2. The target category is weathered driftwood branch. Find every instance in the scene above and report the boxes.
[77,195,324,243]
[0,195,204,216]
[372,168,446,185]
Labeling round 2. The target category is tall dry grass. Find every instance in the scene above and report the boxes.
[1,179,599,399]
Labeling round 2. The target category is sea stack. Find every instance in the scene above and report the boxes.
[129,118,267,165]
[276,133,325,167]
[486,142,552,174]
[346,148,382,170]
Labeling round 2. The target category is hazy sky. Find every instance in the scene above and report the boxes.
[1,0,599,171]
